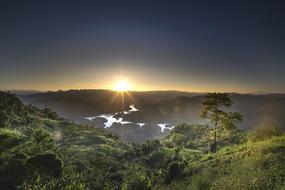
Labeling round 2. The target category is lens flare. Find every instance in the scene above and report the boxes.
[114,80,132,91]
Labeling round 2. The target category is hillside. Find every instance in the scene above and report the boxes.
[0,91,129,189]
[1,91,285,189]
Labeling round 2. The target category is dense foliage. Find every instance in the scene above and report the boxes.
[0,91,284,189]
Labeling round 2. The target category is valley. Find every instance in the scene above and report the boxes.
[20,90,285,143]
[1,90,284,189]
[2,1,285,189]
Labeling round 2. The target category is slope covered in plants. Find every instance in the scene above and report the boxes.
[0,91,284,190]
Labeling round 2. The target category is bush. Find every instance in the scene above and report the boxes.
[29,128,55,152]
[0,128,24,151]
[165,162,181,184]
[0,111,9,128]
[0,159,28,189]
[122,175,151,190]
[188,171,213,190]
[248,126,284,142]
[26,153,63,178]
[43,108,59,120]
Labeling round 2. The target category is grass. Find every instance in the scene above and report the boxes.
[0,128,25,152]
[164,135,285,190]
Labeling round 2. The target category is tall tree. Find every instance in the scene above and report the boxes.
[200,93,242,152]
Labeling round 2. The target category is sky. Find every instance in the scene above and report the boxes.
[0,0,285,93]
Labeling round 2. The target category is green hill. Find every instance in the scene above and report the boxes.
[0,91,129,189]
[0,91,284,189]
[156,126,285,190]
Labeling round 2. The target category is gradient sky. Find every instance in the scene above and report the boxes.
[0,0,285,92]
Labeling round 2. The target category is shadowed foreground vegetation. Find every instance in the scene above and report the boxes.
[0,91,284,189]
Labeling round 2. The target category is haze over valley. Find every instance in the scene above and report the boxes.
[20,90,285,143]
[1,0,285,189]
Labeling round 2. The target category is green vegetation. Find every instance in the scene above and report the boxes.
[0,91,284,189]
[200,93,243,152]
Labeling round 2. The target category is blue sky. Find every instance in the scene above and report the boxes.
[0,0,285,92]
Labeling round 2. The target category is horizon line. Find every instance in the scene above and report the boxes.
[2,88,285,95]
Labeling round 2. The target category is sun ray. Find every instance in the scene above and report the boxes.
[113,79,132,92]
[106,79,136,112]
[121,91,125,111]
[125,91,136,103]
[106,91,120,112]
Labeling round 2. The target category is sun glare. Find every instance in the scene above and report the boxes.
[114,80,132,91]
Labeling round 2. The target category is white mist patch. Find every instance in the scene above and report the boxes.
[100,114,119,128]
[137,123,145,127]
[85,105,137,128]
[87,114,133,128]
[157,123,167,132]
[157,123,175,132]
[86,116,96,121]
[129,105,138,112]
[123,104,139,114]
[120,120,132,125]
[85,104,175,132]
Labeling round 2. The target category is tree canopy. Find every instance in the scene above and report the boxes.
[200,93,243,152]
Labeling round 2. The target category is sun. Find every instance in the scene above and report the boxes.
[114,80,132,91]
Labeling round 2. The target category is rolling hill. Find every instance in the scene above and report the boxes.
[1,91,284,189]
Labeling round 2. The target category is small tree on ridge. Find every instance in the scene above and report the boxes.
[200,93,242,152]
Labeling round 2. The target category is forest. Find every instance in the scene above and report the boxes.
[0,91,284,190]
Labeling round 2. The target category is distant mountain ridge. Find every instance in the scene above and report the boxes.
[19,89,285,142]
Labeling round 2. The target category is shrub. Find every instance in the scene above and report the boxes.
[0,128,24,151]
[188,171,213,190]
[0,159,28,189]
[248,126,284,142]
[43,108,59,120]
[0,111,9,128]
[122,175,151,190]
[26,153,63,178]
[165,162,181,184]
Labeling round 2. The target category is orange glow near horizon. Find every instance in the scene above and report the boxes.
[113,79,133,92]
[1,76,272,94]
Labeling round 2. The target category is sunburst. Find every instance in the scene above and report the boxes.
[114,80,132,92]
